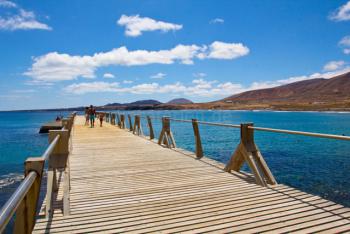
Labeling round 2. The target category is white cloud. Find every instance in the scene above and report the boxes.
[249,66,350,90]
[323,60,345,71]
[64,79,244,97]
[150,72,166,79]
[24,52,96,82]
[103,73,115,78]
[330,0,350,21]
[12,89,35,93]
[206,41,250,59]
[0,0,16,8]
[210,18,224,24]
[339,36,350,47]
[64,66,350,97]
[193,72,207,78]
[344,48,350,54]
[0,6,51,31]
[64,82,120,94]
[123,80,133,84]
[117,14,182,37]
[25,41,250,82]
[339,36,350,54]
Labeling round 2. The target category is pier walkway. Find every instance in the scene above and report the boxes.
[31,116,350,233]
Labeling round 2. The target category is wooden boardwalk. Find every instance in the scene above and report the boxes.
[32,116,350,233]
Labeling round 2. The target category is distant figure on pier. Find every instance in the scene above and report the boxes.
[99,112,104,127]
[84,107,89,125]
[88,105,96,128]
[55,116,61,121]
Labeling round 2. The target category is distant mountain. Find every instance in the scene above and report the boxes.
[128,99,162,106]
[224,72,350,103]
[104,102,123,107]
[101,99,162,110]
[167,98,193,104]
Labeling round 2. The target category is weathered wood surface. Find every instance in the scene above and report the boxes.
[33,116,350,233]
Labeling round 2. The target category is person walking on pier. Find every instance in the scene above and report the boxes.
[88,105,96,128]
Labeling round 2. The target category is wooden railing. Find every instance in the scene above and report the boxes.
[0,112,76,233]
[102,112,350,188]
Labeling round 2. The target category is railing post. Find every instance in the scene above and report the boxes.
[147,116,155,140]
[158,117,176,148]
[128,115,133,131]
[46,130,70,218]
[192,119,203,158]
[224,123,277,187]
[116,114,121,128]
[105,112,109,123]
[133,115,143,135]
[14,157,44,234]
[111,114,116,125]
[120,114,125,129]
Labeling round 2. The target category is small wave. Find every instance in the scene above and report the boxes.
[0,173,24,189]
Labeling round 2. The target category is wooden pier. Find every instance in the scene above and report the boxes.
[1,113,350,233]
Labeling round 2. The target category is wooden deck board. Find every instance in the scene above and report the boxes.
[32,116,350,233]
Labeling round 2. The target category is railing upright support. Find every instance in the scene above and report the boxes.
[147,116,155,140]
[192,119,203,158]
[128,115,133,131]
[46,130,70,218]
[224,123,277,187]
[110,114,115,125]
[120,114,126,129]
[158,117,176,148]
[13,157,44,234]
[133,115,143,135]
[116,114,121,128]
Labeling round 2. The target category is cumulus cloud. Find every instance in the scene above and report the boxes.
[123,80,133,84]
[64,79,244,97]
[249,66,350,90]
[193,72,207,78]
[117,14,182,37]
[103,73,115,78]
[344,48,350,54]
[0,0,16,8]
[323,60,345,71]
[0,2,51,31]
[64,82,120,94]
[150,72,166,79]
[330,0,350,21]
[63,65,350,97]
[339,36,350,54]
[210,18,224,24]
[206,41,250,59]
[25,41,250,82]
[340,36,350,47]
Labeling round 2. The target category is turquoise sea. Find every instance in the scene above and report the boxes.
[0,110,350,211]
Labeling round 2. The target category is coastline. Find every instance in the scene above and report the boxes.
[1,105,350,113]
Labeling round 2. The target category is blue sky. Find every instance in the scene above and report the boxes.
[0,0,350,110]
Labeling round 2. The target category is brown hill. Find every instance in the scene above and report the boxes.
[167,98,193,104]
[224,72,350,103]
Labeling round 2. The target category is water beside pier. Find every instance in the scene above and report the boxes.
[0,110,349,208]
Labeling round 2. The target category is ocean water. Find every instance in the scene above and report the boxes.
[0,111,70,208]
[0,110,349,214]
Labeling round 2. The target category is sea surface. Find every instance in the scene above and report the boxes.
[0,110,350,214]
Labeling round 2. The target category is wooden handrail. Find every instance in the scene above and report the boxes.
[0,112,76,232]
[0,172,37,233]
[111,113,349,187]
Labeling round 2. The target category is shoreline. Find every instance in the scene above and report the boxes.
[1,107,350,113]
